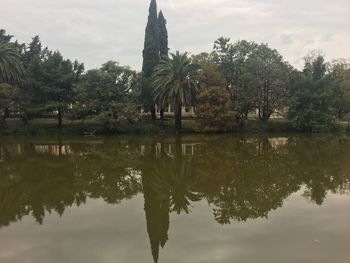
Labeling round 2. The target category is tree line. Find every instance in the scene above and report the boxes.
[0,0,350,133]
[0,30,141,131]
[193,40,350,132]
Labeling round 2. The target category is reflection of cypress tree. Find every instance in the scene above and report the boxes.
[142,180,160,263]
[141,141,170,263]
[158,195,170,248]
[142,179,170,263]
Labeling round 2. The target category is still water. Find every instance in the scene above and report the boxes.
[0,135,350,263]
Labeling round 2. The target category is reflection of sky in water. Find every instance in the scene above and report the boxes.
[0,192,350,263]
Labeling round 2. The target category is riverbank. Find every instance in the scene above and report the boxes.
[0,118,349,136]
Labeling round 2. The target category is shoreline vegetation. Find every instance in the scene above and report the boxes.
[1,0,350,136]
[1,118,349,136]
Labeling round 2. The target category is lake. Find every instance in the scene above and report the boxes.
[0,134,350,263]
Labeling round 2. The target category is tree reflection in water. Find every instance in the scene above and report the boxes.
[0,135,350,262]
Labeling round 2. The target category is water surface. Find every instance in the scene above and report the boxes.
[1,135,350,263]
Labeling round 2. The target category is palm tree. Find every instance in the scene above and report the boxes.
[0,43,24,84]
[152,52,200,132]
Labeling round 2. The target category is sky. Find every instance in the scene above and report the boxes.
[2,0,350,70]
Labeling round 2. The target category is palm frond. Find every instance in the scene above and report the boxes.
[0,43,24,84]
[151,52,200,107]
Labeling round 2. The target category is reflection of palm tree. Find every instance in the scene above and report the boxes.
[153,157,202,214]
[141,137,202,262]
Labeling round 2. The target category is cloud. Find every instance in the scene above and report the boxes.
[2,0,350,70]
[280,34,294,45]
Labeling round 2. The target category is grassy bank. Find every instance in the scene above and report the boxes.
[0,118,162,136]
[0,118,348,136]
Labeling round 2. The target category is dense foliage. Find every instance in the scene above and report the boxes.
[213,38,292,125]
[288,55,336,132]
[158,10,168,57]
[73,61,140,132]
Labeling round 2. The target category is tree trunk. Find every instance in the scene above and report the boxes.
[174,103,182,133]
[258,80,271,123]
[160,107,165,121]
[239,118,245,128]
[175,135,182,161]
[58,138,63,156]
[4,108,9,119]
[261,115,269,122]
[338,109,343,119]
[57,108,63,128]
[150,104,156,122]
[258,107,270,123]
[0,114,5,126]
[0,108,9,126]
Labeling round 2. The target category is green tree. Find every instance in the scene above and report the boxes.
[19,36,50,123]
[288,54,335,132]
[38,51,83,128]
[0,29,13,43]
[195,87,234,132]
[0,84,20,126]
[158,10,168,57]
[142,0,160,121]
[74,61,140,132]
[245,44,292,122]
[214,38,292,124]
[152,52,200,132]
[214,38,259,125]
[329,59,350,118]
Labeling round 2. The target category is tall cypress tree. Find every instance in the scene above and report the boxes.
[158,11,168,57]
[142,0,160,121]
[158,10,169,120]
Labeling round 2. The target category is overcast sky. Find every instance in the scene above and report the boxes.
[2,0,350,70]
